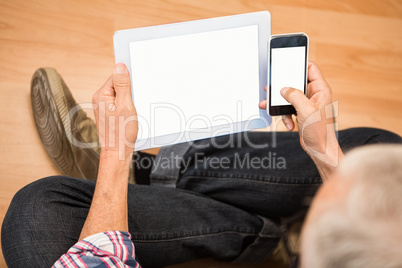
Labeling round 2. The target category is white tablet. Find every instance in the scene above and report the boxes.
[114,11,271,151]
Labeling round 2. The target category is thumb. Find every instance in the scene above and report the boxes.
[113,63,132,105]
[280,87,315,116]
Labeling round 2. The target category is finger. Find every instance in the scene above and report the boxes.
[306,61,332,100]
[307,61,325,83]
[280,87,315,116]
[100,75,115,97]
[113,63,132,106]
[264,85,267,92]
[282,115,294,131]
[259,99,267,109]
[92,75,115,107]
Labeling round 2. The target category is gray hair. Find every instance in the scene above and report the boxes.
[303,144,402,268]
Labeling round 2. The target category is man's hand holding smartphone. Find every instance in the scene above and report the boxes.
[259,61,344,182]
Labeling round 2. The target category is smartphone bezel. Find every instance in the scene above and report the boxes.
[268,33,308,116]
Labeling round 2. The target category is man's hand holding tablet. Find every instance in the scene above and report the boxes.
[114,11,271,150]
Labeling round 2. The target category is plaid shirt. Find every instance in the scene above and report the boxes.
[52,231,141,268]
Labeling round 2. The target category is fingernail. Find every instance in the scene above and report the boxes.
[286,124,292,131]
[280,87,290,97]
[114,64,125,74]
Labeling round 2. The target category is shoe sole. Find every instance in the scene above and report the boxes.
[31,68,83,178]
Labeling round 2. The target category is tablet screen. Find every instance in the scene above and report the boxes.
[129,25,260,144]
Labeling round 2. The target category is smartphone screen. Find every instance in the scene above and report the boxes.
[269,34,308,115]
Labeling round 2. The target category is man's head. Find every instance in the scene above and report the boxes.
[301,144,402,268]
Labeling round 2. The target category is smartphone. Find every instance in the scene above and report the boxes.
[268,33,308,115]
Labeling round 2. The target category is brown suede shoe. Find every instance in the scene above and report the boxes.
[31,68,100,180]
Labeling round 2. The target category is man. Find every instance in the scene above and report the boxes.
[301,144,402,268]
[1,62,400,267]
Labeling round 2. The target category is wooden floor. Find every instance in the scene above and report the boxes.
[0,0,401,267]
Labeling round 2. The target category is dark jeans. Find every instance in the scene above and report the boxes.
[2,128,401,268]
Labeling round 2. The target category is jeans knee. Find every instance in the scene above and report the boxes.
[339,127,401,154]
[7,176,78,212]
[2,176,93,237]
[354,127,400,144]
[3,176,76,230]
[2,176,93,267]
[15,176,72,199]
[372,128,401,143]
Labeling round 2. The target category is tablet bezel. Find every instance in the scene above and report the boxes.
[114,11,271,150]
